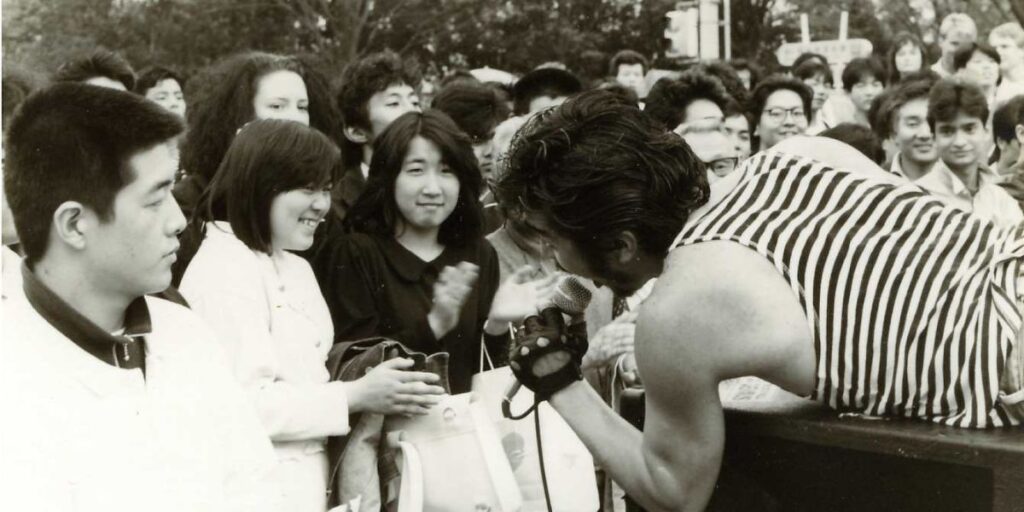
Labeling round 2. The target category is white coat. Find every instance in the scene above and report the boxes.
[181,222,349,512]
[0,291,280,512]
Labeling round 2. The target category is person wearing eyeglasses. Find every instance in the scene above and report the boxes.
[675,120,739,185]
[749,75,813,153]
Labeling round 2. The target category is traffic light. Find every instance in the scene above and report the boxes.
[664,10,687,58]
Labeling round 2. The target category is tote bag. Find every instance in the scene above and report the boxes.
[471,345,599,512]
[384,392,523,512]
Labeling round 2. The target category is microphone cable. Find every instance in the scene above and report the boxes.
[534,402,554,512]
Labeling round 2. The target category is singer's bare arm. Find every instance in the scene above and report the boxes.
[549,242,814,512]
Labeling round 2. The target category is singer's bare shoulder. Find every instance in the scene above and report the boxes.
[637,240,816,396]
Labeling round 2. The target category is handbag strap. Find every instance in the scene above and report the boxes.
[396,441,423,512]
[479,334,496,372]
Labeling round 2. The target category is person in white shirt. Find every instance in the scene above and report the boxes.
[916,78,1023,226]
[179,119,446,512]
[0,83,279,512]
[930,13,977,78]
[877,79,939,181]
[989,22,1024,108]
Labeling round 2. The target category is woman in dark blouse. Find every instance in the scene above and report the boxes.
[316,110,554,393]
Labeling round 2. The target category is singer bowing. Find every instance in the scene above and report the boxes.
[316,111,558,393]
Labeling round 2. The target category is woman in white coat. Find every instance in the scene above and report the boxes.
[180,119,446,512]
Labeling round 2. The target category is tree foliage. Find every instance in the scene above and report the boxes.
[3,0,1020,81]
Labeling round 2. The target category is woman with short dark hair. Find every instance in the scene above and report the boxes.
[180,119,445,512]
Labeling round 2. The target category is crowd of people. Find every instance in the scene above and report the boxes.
[1,10,1023,512]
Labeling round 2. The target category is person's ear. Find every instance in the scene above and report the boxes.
[52,202,91,251]
[343,124,370,145]
[1015,124,1024,147]
[610,231,640,265]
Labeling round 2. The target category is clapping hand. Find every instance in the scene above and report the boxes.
[427,262,479,339]
[487,266,561,327]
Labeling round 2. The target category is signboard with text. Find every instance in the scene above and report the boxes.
[776,38,873,66]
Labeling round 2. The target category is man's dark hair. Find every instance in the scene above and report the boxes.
[727,58,762,88]
[609,50,649,75]
[644,71,732,131]
[54,49,136,90]
[497,90,708,271]
[133,66,185,95]
[181,52,339,183]
[992,95,1024,143]
[793,60,833,87]
[927,78,989,130]
[4,83,183,265]
[820,123,886,164]
[345,110,483,247]
[749,75,813,123]
[512,68,583,115]
[439,69,480,89]
[841,57,887,92]
[195,119,341,254]
[793,52,829,69]
[873,79,934,140]
[691,61,751,105]
[594,80,640,106]
[953,42,1001,71]
[336,50,421,133]
[432,82,512,142]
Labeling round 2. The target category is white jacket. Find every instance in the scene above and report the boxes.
[0,292,280,512]
[181,223,347,512]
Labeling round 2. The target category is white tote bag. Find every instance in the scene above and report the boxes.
[471,346,599,512]
[385,392,523,512]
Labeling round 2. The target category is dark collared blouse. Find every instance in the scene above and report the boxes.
[316,232,504,393]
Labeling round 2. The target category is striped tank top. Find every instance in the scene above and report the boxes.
[676,151,1024,428]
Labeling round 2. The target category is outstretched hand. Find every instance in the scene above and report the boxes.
[488,266,561,326]
[582,310,638,370]
[348,358,446,416]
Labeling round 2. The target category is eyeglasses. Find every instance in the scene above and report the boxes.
[763,107,806,123]
[705,157,739,177]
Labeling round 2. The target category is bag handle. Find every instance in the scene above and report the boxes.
[396,441,423,512]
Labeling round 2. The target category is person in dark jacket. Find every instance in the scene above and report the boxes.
[315,110,557,393]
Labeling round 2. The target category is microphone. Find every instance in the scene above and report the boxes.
[547,276,593,317]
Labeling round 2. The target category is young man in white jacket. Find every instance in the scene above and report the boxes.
[0,83,280,512]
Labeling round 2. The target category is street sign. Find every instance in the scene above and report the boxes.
[776,38,873,66]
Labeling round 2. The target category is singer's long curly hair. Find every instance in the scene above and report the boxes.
[496,89,709,269]
[184,119,341,256]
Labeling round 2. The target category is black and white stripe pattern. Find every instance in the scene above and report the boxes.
[677,151,1024,428]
